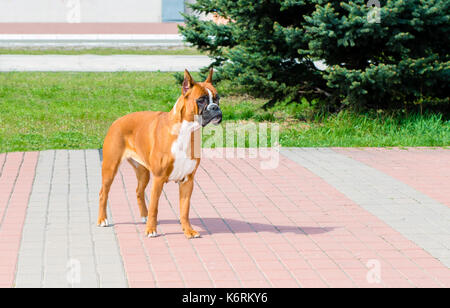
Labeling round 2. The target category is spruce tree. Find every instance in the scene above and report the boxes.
[180,0,449,110]
[180,0,326,106]
[305,0,450,109]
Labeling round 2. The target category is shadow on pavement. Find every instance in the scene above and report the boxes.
[113,218,335,235]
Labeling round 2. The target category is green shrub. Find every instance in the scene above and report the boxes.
[179,0,325,106]
[180,0,450,112]
[306,0,450,110]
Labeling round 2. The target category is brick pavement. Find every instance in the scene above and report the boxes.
[0,148,448,288]
[282,148,450,268]
[335,148,450,208]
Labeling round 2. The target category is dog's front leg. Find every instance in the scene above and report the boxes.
[179,178,200,239]
[145,176,164,237]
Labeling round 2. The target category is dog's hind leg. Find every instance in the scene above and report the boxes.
[128,159,150,223]
[97,132,124,227]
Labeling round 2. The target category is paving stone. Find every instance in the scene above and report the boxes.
[281,148,450,269]
[5,148,450,288]
[13,150,127,288]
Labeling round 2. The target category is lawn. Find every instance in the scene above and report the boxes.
[0,72,449,153]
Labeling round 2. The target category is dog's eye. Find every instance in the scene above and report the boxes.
[196,96,209,112]
[214,95,220,105]
[197,96,208,104]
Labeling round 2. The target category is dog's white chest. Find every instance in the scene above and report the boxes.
[168,120,199,183]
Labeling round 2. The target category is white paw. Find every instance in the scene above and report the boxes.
[98,219,109,227]
[142,217,148,223]
[193,234,201,238]
[147,231,158,238]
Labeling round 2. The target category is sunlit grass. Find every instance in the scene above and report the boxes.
[0,72,448,153]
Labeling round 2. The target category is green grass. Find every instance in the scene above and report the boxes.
[0,72,448,153]
[0,47,203,56]
[279,111,450,147]
[0,72,180,152]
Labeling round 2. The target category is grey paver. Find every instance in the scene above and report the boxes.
[281,148,450,266]
[15,150,127,288]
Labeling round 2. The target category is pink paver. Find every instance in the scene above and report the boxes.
[334,148,450,208]
[240,151,449,287]
[105,149,449,288]
[0,153,6,174]
[0,152,38,288]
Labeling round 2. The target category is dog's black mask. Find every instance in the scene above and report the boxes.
[196,93,222,127]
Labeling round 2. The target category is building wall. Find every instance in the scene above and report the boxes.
[0,0,165,23]
[185,0,209,21]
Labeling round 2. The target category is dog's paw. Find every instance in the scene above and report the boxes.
[145,227,158,238]
[147,231,158,238]
[142,217,148,223]
[184,229,200,239]
[97,218,109,227]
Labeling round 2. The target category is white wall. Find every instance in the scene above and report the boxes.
[0,0,163,23]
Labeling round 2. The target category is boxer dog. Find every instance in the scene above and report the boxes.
[97,69,222,238]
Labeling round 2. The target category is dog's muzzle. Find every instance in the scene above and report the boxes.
[202,103,222,126]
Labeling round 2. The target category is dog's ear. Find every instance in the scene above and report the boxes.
[182,69,195,95]
[205,68,214,83]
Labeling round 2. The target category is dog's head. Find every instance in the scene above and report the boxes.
[178,69,222,127]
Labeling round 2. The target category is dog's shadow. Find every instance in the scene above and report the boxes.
[115,217,335,236]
